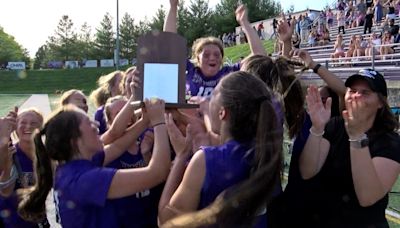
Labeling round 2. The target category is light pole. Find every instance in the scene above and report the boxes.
[116,0,120,70]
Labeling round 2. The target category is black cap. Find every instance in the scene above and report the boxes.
[345,69,387,97]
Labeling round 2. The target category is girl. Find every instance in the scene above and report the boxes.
[164,1,266,98]
[89,70,124,134]
[0,108,48,228]
[59,89,88,113]
[158,71,283,227]
[18,99,171,228]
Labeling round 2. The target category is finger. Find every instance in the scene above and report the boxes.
[345,99,354,120]
[325,97,332,114]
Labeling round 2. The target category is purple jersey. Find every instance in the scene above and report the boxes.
[186,60,240,97]
[106,128,159,228]
[94,106,107,135]
[54,159,118,228]
[0,144,47,228]
[199,140,267,227]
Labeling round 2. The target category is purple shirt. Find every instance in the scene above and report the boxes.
[54,158,117,228]
[186,60,240,97]
[0,144,46,228]
[200,140,267,227]
[94,106,107,135]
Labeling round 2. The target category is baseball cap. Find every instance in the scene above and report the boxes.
[345,69,387,97]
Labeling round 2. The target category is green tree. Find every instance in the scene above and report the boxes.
[33,45,49,69]
[183,0,213,45]
[0,26,30,67]
[77,22,95,60]
[48,15,77,61]
[149,5,166,31]
[119,13,137,61]
[94,12,115,59]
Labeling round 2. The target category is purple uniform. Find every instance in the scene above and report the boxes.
[94,106,107,135]
[54,157,118,228]
[200,140,267,227]
[186,60,240,97]
[0,144,48,228]
[106,129,160,228]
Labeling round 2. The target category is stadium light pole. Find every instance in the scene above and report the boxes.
[116,0,120,70]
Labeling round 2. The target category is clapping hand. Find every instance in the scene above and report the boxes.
[306,85,332,133]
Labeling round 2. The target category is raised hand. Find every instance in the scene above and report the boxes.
[143,98,165,126]
[292,49,314,68]
[0,107,18,146]
[235,4,249,26]
[306,85,332,132]
[277,20,293,42]
[165,113,192,159]
[342,95,372,139]
[169,0,179,7]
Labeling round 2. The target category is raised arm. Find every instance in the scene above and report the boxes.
[107,98,171,199]
[278,19,295,58]
[164,0,179,33]
[236,5,266,57]
[299,85,332,179]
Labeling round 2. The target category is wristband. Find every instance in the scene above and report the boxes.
[309,127,324,137]
[313,63,322,73]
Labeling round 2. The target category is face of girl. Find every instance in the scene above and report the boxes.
[344,80,383,117]
[76,112,103,158]
[124,71,135,97]
[68,92,88,113]
[198,44,223,77]
[17,112,42,143]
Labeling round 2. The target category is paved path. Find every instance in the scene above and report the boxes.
[19,94,52,118]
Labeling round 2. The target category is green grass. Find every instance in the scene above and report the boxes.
[224,39,275,62]
[0,95,30,117]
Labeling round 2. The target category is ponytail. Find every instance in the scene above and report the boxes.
[18,129,53,222]
[163,98,283,227]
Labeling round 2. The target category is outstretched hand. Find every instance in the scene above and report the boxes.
[0,107,17,146]
[291,49,314,67]
[143,98,165,126]
[277,20,293,42]
[306,85,332,132]
[166,113,193,159]
[235,4,249,26]
[169,0,179,7]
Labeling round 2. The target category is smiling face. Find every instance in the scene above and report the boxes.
[124,70,135,97]
[16,111,43,143]
[107,99,128,125]
[197,44,223,77]
[76,112,103,159]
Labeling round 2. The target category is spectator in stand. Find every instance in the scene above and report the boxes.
[327,8,335,28]
[345,35,357,62]
[374,0,383,25]
[89,70,124,135]
[292,32,301,48]
[337,0,347,11]
[389,18,400,36]
[364,7,374,33]
[331,34,346,60]
[396,0,400,16]
[308,29,318,47]
[222,33,229,47]
[357,0,367,19]
[239,27,247,44]
[300,15,310,43]
[380,31,395,59]
[337,10,346,34]
[353,34,369,61]
[385,0,397,20]
[365,32,382,59]
[318,25,331,46]
[257,22,264,40]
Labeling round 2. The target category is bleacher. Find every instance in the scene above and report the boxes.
[298,11,400,82]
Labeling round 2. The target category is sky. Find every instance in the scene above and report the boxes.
[0,0,329,57]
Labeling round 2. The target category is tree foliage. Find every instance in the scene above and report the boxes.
[0,26,30,68]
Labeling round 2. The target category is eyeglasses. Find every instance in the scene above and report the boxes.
[358,69,377,79]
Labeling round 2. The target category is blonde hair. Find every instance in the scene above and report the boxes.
[191,37,224,66]
[89,71,124,107]
[59,89,84,107]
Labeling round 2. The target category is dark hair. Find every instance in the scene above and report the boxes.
[164,71,283,227]
[18,106,83,222]
[320,86,341,117]
[371,93,399,136]
[241,55,306,139]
